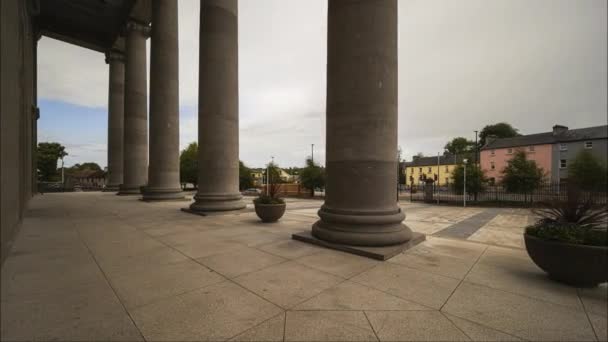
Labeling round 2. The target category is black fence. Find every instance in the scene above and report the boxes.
[409,182,607,207]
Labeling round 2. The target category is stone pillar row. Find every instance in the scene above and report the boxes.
[107,0,412,251]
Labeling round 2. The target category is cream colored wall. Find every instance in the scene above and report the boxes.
[404,164,456,186]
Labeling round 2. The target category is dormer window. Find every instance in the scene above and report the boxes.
[585,141,593,149]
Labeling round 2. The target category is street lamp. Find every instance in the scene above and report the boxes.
[463,158,468,207]
[311,144,314,164]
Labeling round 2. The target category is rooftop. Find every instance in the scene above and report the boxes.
[482,125,608,150]
[2,193,606,341]
[405,153,464,167]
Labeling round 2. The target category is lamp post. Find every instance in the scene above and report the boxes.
[463,158,468,207]
[474,130,478,202]
[311,144,314,164]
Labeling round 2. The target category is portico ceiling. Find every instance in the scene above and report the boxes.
[36,0,150,53]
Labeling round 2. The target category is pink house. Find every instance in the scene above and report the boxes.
[480,133,554,183]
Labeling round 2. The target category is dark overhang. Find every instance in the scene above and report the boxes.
[35,0,150,53]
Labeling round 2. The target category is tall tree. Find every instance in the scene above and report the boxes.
[501,150,545,193]
[451,163,487,195]
[37,142,67,181]
[299,157,326,196]
[239,160,254,190]
[179,142,198,189]
[444,137,475,155]
[568,150,608,191]
[479,122,520,147]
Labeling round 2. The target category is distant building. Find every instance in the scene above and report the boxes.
[250,168,297,186]
[404,153,464,186]
[480,124,608,183]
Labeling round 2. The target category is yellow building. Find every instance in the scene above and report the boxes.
[404,154,462,186]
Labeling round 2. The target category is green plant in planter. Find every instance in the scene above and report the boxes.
[253,164,285,205]
[526,185,607,246]
[523,182,607,286]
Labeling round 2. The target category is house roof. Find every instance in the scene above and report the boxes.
[481,125,608,150]
[404,153,464,167]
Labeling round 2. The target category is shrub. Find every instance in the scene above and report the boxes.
[526,185,608,246]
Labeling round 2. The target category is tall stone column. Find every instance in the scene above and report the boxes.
[189,0,245,212]
[104,50,125,192]
[118,20,150,195]
[311,0,412,246]
[142,0,184,201]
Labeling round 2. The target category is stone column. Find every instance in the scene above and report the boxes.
[142,0,184,201]
[189,0,244,212]
[104,50,125,192]
[312,0,412,246]
[118,20,150,195]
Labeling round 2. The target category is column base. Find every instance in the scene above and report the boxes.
[103,184,120,192]
[189,192,246,212]
[311,205,413,247]
[117,184,143,195]
[142,186,186,201]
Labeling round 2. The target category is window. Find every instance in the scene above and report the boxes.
[529,146,535,152]
[490,150,495,156]
[445,166,449,172]
[419,167,422,173]
[560,144,568,151]
[490,162,495,170]
[428,167,432,173]
[585,141,593,149]
[507,148,513,154]
[560,159,567,169]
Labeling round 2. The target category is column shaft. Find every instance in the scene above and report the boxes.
[143,0,184,200]
[104,51,125,191]
[189,0,244,211]
[118,21,149,195]
[312,0,412,246]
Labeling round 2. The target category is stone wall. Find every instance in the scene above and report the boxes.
[1,0,37,265]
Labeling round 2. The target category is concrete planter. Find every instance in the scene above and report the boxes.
[254,203,286,223]
[524,233,608,287]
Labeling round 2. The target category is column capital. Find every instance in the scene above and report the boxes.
[125,20,151,38]
[105,50,125,64]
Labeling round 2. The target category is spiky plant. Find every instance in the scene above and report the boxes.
[527,184,607,246]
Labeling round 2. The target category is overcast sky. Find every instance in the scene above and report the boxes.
[37,0,607,168]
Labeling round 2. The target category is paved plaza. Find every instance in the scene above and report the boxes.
[1,192,606,341]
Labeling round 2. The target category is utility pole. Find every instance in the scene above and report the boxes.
[311,144,314,164]
[474,130,478,202]
[463,158,468,207]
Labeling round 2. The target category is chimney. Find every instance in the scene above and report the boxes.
[485,135,498,146]
[553,125,568,136]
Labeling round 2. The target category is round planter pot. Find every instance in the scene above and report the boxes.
[254,203,286,223]
[524,233,608,287]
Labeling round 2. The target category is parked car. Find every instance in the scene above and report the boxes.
[242,188,261,196]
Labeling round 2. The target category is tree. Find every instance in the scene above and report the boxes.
[70,162,102,172]
[37,142,67,181]
[451,163,488,195]
[568,150,608,191]
[239,161,254,190]
[412,152,424,162]
[299,157,326,196]
[444,137,475,155]
[501,150,545,193]
[479,122,520,147]
[179,142,198,189]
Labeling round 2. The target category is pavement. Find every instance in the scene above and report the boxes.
[1,192,606,341]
